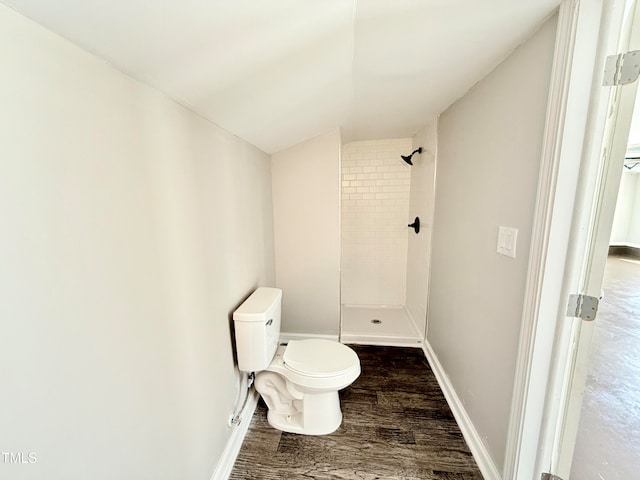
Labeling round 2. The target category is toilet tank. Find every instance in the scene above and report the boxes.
[233,287,282,372]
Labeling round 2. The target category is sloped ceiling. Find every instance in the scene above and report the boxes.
[3,0,560,153]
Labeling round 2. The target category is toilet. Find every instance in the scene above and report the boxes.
[233,287,360,435]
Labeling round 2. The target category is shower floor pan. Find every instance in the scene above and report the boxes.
[340,304,423,347]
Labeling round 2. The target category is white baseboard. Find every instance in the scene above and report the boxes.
[421,340,502,480]
[279,332,340,343]
[210,390,259,480]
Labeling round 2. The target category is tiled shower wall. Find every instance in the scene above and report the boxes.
[341,138,413,305]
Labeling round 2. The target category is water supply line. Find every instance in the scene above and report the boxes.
[229,371,255,427]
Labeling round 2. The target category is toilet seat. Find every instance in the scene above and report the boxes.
[265,340,361,392]
[283,339,359,378]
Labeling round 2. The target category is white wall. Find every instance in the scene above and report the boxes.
[611,171,640,246]
[617,77,640,247]
[0,5,274,480]
[341,138,413,306]
[627,173,640,244]
[405,121,438,336]
[428,15,557,473]
[271,130,341,335]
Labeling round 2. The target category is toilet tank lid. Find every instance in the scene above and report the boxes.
[233,287,282,322]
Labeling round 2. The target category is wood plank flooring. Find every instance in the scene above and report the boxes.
[229,345,482,479]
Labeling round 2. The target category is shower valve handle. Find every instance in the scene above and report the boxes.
[408,217,420,234]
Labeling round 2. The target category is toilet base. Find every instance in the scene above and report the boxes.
[265,390,343,435]
[255,371,344,435]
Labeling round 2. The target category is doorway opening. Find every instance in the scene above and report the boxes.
[570,96,640,480]
[571,252,640,479]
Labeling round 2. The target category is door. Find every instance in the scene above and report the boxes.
[545,0,640,477]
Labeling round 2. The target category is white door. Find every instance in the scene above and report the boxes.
[545,0,640,477]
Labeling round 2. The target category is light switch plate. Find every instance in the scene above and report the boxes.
[497,226,518,259]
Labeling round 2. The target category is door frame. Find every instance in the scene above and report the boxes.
[503,0,633,478]
[543,0,640,475]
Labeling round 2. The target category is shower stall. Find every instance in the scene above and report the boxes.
[340,131,436,346]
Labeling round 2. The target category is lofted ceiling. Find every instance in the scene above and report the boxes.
[3,0,560,153]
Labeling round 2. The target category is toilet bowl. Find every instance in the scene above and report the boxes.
[233,287,361,435]
[255,339,360,434]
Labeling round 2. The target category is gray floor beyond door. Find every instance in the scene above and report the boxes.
[571,254,640,480]
[229,345,482,480]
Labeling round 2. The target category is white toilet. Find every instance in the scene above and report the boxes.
[233,287,360,435]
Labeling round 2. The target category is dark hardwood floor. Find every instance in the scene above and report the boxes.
[229,345,483,479]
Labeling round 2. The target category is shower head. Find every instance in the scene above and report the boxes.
[401,147,422,165]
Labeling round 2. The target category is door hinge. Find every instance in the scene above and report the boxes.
[541,474,564,480]
[566,294,599,321]
[603,50,640,86]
